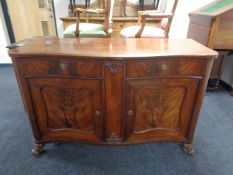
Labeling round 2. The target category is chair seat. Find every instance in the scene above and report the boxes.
[120,26,165,38]
[64,23,108,38]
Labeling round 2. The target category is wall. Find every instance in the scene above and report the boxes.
[53,0,69,37]
[0,4,11,63]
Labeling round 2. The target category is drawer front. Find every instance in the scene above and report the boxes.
[126,59,207,78]
[17,59,102,78]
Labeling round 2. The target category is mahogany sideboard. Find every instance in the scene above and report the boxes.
[8,37,217,156]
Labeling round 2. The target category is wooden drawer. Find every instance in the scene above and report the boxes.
[17,59,102,78]
[126,59,207,78]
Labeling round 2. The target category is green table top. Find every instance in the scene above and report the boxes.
[201,0,233,13]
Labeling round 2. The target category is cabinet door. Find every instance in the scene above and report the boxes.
[27,77,103,142]
[124,77,200,143]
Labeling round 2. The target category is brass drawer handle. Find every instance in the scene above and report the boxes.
[162,64,167,70]
[128,110,134,116]
[60,63,67,70]
[95,110,100,116]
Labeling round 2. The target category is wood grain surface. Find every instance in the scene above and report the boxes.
[9,37,217,58]
[9,38,217,155]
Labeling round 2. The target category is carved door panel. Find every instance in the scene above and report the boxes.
[27,77,103,142]
[124,77,200,143]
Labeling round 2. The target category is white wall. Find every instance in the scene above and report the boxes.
[0,4,11,63]
[53,0,70,37]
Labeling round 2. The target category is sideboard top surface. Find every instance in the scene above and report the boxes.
[9,37,218,59]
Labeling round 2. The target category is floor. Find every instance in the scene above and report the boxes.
[0,65,233,175]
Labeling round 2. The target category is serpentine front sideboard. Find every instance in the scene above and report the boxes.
[8,37,217,156]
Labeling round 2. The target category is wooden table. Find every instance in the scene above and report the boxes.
[8,37,217,156]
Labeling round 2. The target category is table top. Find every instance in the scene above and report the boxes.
[9,37,218,59]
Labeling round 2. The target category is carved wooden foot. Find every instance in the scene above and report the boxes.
[32,143,44,156]
[230,89,233,96]
[183,143,195,156]
[207,79,219,91]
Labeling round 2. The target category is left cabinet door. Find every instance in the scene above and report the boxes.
[27,77,103,143]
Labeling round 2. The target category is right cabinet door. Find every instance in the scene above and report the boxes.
[124,77,200,143]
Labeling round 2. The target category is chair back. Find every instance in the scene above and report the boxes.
[160,0,178,37]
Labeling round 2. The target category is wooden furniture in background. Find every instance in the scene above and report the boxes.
[8,37,217,156]
[6,0,57,41]
[61,0,163,38]
[120,0,178,38]
[187,0,233,90]
[64,0,115,38]
[60,16,160,38]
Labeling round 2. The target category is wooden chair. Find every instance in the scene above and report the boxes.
[120,0,178,38]
[64,0,114,38]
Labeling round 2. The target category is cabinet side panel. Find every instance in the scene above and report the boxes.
[12,58,41,140]
[187,58,214,142]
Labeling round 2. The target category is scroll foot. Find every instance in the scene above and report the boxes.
[32,143,44,156]
[182,143,195,156]
[230,89,233,96]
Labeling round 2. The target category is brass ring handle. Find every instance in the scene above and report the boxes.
[162,64,167,70]
[60,63,67,70]
[128,110,134,116]
[95,110,100,116]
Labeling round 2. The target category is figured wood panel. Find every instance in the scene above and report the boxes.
[27,77,103,142]
[133,87,185,132]
[17,59,102,77]
[124,77,200,143]
[19,59,51,75]
[126,59,206,78]
[42,87,95,131]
